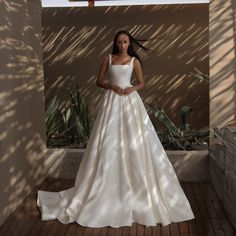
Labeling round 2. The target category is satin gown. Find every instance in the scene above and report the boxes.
[37,54,195,228]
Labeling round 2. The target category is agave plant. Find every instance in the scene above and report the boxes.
[45,83,94,148]
[45,96,64,145]
[68,83,93,146]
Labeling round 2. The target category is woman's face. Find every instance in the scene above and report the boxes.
[116,34,130,53]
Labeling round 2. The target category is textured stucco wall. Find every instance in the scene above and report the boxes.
[42,4,209,131]
[0,0,46,226]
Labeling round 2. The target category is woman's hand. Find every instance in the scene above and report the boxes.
[111,85,124,95]
[122,86,135,95]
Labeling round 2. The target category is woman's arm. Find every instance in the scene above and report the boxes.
[132,58,145,91]
[96,55,112,90]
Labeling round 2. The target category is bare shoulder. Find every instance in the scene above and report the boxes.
[99,54,110,66]
[103,54,110,62]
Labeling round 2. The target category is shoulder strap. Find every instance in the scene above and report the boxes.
[109,54,111,64]
[130,57,135,65]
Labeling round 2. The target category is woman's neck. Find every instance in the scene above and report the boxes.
[117,52,129,57]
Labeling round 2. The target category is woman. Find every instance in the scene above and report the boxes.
[37,29,195,228]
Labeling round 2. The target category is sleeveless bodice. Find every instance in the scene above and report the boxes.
[108,54,134,88]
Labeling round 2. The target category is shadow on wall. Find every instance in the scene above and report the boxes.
[0,0,46,225]
[210,0,236,128]
[42,4,209,130]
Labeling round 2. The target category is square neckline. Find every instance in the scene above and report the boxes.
[109,54,134,66]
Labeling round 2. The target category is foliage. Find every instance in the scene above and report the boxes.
[45,83,95,148]
[189,67,209,82]
[145,103,209,150]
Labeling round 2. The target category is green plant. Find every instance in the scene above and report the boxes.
[145,103,209,150]
[189,67,209,82]
[45,83,94,148]
[45,96,64,145]
[68,84,93,146]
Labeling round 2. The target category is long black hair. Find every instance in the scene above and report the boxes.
[112,29,152,67]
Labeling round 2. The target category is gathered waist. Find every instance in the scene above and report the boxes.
[110,83,133,88]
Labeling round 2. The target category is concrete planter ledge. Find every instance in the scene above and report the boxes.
[43,148,209,182]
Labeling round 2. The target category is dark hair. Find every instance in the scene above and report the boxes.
[112,29,152,67]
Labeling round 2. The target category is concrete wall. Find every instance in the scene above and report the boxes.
[44,149,209,182]
[0,0,46,226]
[42,4,209,130]
[209,0,236,135]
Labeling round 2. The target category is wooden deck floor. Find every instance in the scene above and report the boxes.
[0,178,235,236]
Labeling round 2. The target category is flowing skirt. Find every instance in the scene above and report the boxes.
[37,89,195,228]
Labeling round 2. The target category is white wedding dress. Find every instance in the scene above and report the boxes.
[37,54,195,228]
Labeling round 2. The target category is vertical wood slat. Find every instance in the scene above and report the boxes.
[152,225,161,236]
[65,223,77,236]
[194,183,215,233]
[161,225,171,236]
[100,226,109,236]
[122,226,130,236]
[74,225,85,236]
[130,222,137,236]
[108,226,116,236]
[88,0,94,7]
[144,226,152,236]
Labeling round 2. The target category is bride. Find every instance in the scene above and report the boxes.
[37,29,195,228]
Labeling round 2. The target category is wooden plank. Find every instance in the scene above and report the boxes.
[219,219,235,235]
[152,225,161,236]
[187,220,198,234]
[130,222,137,236]
[121,226,130,236]
[182,182,201,234]
[92,227,101,236]
[200,183,236,235]
[194,183,214,233]
[199,183,225,234]
[115,226,122,236]
[56,222,70,236]
[26,217,45,236]
[100,226,109,236]
[144,226,152,236]
[36,220,53,235]
[46,220,61,235]
[188,183,206,233]
[137,223,145,236]
[169,222,180,233]
[179,222,189,233]
[161,225,171,236]
[83,227,93,236]
[108,226,116,236]
[180,233,190,236]
[65,223,77,236]
[74,225,85,236]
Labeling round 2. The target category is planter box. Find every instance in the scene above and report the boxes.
[44,148,84,179]
[167,150,209,182]
[43,148,209,182]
